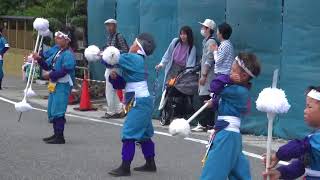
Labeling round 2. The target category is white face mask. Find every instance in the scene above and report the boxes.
[200,29,206,37]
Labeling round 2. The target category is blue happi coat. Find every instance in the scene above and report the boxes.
[39,47,75,121]
[108,53,154,141]
[201,84,251,180]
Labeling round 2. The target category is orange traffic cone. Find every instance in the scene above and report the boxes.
[74,73,97,111]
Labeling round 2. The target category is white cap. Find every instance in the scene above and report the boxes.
[104,19,117,24]
[199,19,216,30]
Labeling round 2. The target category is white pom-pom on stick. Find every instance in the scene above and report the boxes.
[23,35,45,98]
[84,45,101,62]
[16,22,44,122]
[15,98,33,122]
[169,118,191,137]
[39,29,51,37]
[33,18,49,32]
[24,88,37,98]
[169,101,210,137]
[256,69,290,180]
[256,88,290,114]
[15,99,33,113]
[102,46,120,65]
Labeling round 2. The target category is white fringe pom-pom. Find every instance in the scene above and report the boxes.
[24,88,37,98]
[256,87,291,114]
[33,18,49,32]
[15,100,33,112]
[84,45,101,62]
[102,46,120,65]
[169,118,191,137]
[39,29,51,37]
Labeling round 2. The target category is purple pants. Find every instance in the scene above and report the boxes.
[122,139,155,162]
[53,117,66,136]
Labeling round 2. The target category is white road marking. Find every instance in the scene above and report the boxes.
[0,96,289,165]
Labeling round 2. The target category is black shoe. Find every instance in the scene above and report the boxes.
[42,134,56,142]
[101,113,113,119]
[109,161,131,177]
[110,111,126,119]
[45,135,65,144]
[134,158,157,172]
[0,79,2,90]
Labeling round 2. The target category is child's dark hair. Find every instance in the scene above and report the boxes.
[179,26,194,50]
[238,52,261,79]
[0,25,3,33]
[218,23,232,40]
[306,86,320,95]
[60,25,78,50]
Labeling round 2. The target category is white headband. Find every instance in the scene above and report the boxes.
[135,38,146,56]
[235,56,255,78]
[308,89,320,101]
[55,31,71,41]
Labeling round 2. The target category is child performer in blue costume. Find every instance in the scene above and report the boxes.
[104,33,157,177]
[0,26,10,90]
[263,86,320,180]
[33,26,77,144]
[200,52,261,180]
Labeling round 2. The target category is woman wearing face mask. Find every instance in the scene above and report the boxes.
[155,26,196,91]
[192,19,219,132]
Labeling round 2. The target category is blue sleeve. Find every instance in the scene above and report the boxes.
[0,37,9,55]
[118,53,144,72]
[186,45,196,68]
[42,45,59,59]
[160,38,178,66]
[62,51,76,72]
[0,47,9,55]
[276,137,311,161]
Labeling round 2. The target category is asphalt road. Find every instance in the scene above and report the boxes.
[0,99,266,180]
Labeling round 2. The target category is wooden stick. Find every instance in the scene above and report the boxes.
[17,112,23,122]
[266,69,279,180]
[187,101,209,124]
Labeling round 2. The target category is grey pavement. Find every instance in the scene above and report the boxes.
[0,76,290,180]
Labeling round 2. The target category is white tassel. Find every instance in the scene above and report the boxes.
[256,87,291,114]
[169,101,210,137]
[15,99,33,113]
[24,87,37,98]
[33,18,49,32]
[102,46,120,65]
[169,118,191,137]
[84,45,101,62]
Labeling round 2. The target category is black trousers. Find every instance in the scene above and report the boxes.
[197,95,215,128]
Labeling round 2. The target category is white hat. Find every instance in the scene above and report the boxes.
[199,19,216,30]
[104,19,117,24]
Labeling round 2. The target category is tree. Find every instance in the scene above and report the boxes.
[0,0,87,29]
